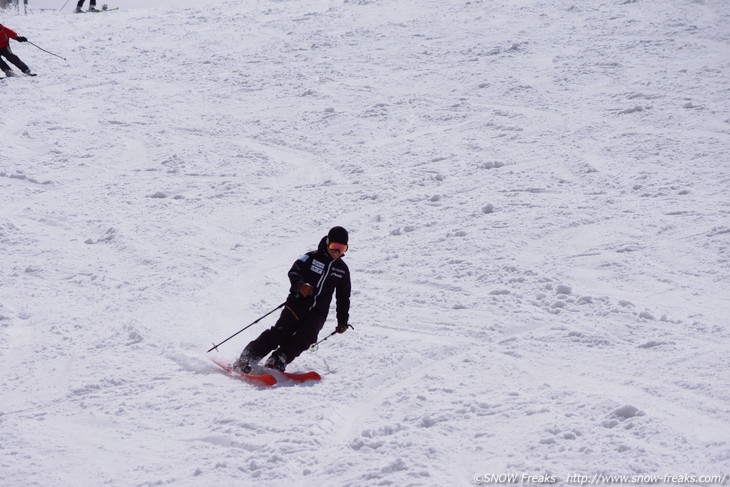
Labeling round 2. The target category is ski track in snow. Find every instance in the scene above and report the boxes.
[1,0,729,485]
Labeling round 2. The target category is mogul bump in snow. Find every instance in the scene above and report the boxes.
[0,23,35,77]
[234,226,352,372]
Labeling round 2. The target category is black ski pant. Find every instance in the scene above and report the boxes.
[240,306,326,365]
[77,0,97,7]
[0,46,30,74]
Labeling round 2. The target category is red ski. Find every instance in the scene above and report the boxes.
[211,358,276,386]
[279,370,321,382]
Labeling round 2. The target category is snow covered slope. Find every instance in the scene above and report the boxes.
[1,0,729,485]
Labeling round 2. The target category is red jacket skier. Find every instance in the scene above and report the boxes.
[0,24,36,77]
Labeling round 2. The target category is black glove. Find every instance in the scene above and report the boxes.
[17,37,28,42]
[335,323,351,334]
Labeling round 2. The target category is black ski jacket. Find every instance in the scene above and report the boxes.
[286,237,350,326]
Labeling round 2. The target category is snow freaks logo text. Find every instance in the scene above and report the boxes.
[473,472,728,485]
[473,473,557,484]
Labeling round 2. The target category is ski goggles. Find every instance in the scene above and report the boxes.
[328,242,348,253]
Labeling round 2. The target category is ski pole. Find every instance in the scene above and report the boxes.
[207,302,286,353]
[27,41,67,61]
[309,325,353,352]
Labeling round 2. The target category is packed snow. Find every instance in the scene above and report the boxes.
[1,0,729,485]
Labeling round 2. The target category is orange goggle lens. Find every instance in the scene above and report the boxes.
[328,242,348,253]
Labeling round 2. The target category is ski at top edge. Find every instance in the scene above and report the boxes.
[75,7,120,13]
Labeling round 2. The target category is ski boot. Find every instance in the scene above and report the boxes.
[264,354,286,372]
[232,357,252,374]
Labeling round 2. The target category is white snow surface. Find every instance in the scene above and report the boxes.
[2,0,730,485]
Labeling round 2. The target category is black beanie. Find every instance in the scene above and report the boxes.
[327,226,349,245]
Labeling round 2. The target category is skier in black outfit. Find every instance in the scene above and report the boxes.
[75,0,99,12]
[234,226,352,373]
